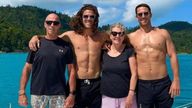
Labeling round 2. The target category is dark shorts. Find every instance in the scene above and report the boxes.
[136,76,174,108]
[74,77,102,108]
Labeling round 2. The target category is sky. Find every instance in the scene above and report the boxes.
[0,0,192,27]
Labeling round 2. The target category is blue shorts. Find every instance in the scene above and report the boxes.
[136,76,173,108]
[74,77,102,108]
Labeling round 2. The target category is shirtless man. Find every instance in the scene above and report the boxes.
[128,3,180,108]
[29,4,109,108]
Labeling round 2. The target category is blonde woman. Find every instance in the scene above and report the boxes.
[101,23,137,108]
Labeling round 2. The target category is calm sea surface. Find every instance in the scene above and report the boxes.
[0,53,191,108]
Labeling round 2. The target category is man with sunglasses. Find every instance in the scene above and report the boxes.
[28,4,109,108]
[18,13,76,108]
[128,3,180,108]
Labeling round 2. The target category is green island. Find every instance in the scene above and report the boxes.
[0,5,192,53]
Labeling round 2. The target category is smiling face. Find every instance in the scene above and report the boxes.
[110,26,125,45]
[136,6,152,26]
[82,10,96,29]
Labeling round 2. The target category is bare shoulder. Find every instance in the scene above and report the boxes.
[156,27,168,32]
[128,29,140,39]
[59,31,76,42]
[156,28,170,38]
[59,31,75,38]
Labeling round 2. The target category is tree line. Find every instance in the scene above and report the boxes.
[0,5,192,53]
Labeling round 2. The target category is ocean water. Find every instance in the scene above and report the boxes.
[0,53,191,108]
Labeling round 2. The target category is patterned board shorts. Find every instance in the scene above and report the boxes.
[31,95,65,108]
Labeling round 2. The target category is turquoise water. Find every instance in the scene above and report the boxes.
[0,53,191,108]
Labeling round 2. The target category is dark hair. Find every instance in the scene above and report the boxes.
[135,3,151,14]
[69,4,99,34]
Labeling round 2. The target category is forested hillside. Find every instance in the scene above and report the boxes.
[0,5,191,53]
[0,5,71,52]
[159,21,192,53]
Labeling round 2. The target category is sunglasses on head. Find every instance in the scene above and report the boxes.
[45,21,60,26]
[137,12,149,17]
[111,31,124,37]
[83,15,95,19]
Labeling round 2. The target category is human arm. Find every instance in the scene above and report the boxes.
[64,64,76,108]
[126,55,137,108]
[59,31,72,43]
[165,30,180,98]
[29,35,44,51]
[18,63,32,106]
[29,31,71,50]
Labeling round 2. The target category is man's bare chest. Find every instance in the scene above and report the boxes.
[132,34,165,51]
[70,36,103,51]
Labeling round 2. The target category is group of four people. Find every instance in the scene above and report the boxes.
[18,3,180,108]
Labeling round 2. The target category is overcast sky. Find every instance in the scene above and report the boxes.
[0,0,192,27]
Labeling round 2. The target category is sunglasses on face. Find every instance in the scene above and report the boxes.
[82,15,95,19]
[137,12,149,17]
[45,21,60,26]
[111,31,124,37]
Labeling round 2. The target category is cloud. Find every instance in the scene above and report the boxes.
[97,0,125,5]
[0,0,83,16]
[63,10,77,17]
[0,0,124,6]
[122,0,182,23]
[0,0,184,26]
[0,0,80,11]
[81,0,124,5]
[0,0,79,6]
[98,6,122,25]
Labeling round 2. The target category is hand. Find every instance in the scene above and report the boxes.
[18,94,28,107]
[64,94,75,108]
[169,79,180,98]
[102,41,111,51]
[125,91,135,108]
[29,35,40,51]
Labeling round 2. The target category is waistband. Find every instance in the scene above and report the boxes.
[138,75,170,83]
[77,77,101,85]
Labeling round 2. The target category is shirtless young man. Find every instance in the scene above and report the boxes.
[128,3,180,108]
[29,4,109,108]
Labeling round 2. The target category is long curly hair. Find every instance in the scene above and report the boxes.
[69,4,99,34]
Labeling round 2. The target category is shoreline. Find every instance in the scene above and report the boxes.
[0,51,27,54]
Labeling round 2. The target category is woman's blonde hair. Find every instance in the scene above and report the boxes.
[109,23,126,34]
